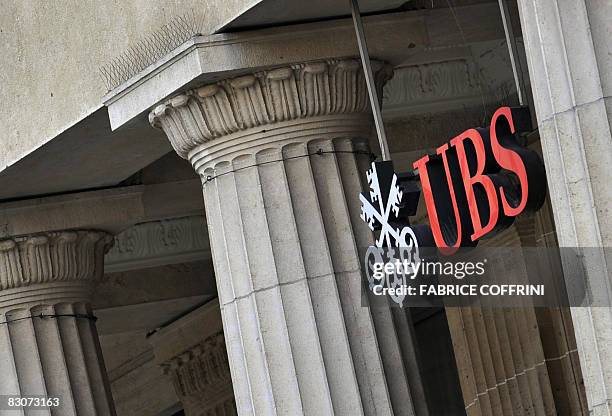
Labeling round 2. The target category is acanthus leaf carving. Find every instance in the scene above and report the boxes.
[0,231,113,291]
[149,58,392,159]
[159,331,235,413]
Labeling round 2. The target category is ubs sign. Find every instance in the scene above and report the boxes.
[360,106,546,255]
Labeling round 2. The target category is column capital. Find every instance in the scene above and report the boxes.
[149,58,392,163]
[149,300,235,415]
[0,230,113,309]
[160,331,235,413]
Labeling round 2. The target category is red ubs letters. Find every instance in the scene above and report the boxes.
[412,106,546,254]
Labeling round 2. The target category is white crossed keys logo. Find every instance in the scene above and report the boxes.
[359,162,418,250]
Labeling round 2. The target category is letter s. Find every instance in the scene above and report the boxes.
[490,107,528,217]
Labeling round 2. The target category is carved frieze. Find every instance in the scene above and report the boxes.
[383,59,479,109]
[104,216,210,273]
[382,41,521,118]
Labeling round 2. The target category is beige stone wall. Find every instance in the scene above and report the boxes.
[0,0,255,173]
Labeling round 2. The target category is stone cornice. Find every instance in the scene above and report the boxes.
[106,11,426,130]
[104,3,514,130]
[0,231,113,291]
[149,58,392,159]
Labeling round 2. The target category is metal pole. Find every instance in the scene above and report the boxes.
[350,0,391,161]
[498,0,526,106]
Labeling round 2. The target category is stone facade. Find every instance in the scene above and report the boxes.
[1,1,610,415]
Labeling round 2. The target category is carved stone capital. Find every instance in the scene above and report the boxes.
[149,58,392,161]
[149,300,235,415]
[160,332,233,402]
[0,231,113,292]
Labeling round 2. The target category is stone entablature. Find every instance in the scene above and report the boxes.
[105,216,210,273]
[383,59,480,113]
[382,40,525,119]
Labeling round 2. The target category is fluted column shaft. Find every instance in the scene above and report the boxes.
[446,226,558,416]
[150,59,420,415]
[518,1,612,414]
[0,231,115,416]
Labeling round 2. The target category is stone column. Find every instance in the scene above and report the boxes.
[0,230,116,415]
[446,225,558,416]
[518,1,612,414]
[150,59,420,416]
